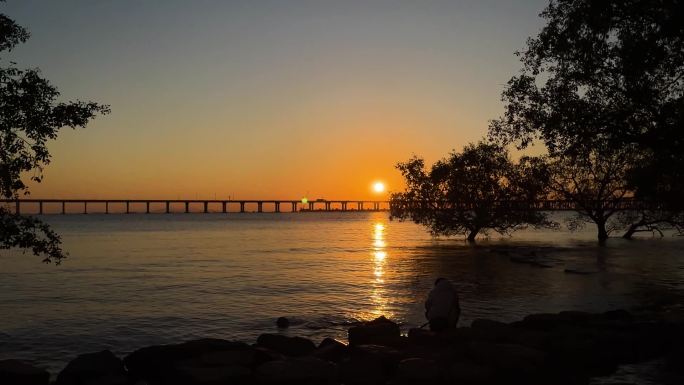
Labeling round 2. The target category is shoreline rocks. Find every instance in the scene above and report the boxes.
[8,308,684,385]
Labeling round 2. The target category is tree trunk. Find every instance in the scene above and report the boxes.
[597,220,609,243]
[467,229,479,242]
[622,223,639,239]
[622,217,646,239]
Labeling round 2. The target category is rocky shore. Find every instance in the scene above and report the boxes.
[2,308,683,385]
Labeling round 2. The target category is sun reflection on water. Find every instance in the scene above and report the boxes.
[370,222,391,318]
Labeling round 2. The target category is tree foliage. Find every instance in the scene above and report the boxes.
[547,145,635,241]
[489,0,684,240]
[390,142,555,242]
[1,5,109,263]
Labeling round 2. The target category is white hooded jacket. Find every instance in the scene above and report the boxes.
[425,279,461,324]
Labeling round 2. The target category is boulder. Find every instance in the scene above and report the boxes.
[339,357,386,385]
[445,360,496,385]
[407,328,446,347]
[395,358,441,384]
[312,338,348,362]
[176,365,251,385]
[56,350,128,385]
[348,316,400,347]
[276,317,290,329]
[124,338,253,384]
[0,359,50,385]
[255,357,336,385]
[256,334,316,357]
[468,341,546,378]
[349,344,403,375]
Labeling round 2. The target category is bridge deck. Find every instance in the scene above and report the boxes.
[0,198,662,214]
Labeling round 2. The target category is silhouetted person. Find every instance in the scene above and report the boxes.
[425,278,460,332]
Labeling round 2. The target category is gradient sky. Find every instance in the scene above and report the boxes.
[4,0,547,200]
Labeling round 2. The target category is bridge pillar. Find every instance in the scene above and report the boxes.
[325,202,331,211]
[146,202,150,214]
[106,202,109,214]
[84,202,88,214]
[222,202,227,213]
[374,202,379,211]
[203,202,208,213]
[342,202,347,211]
[39,201,43,215]
[291,202,297,212]
[15,200,20,215]
[308,202,314,211]
[62,201,66,215]
[257,202,263,213]
[126,201,130,214]
[275,202,280,213]
[358,202,364,211]
[166,202,170,214]
[185,202,189,213]
[240,202,245,213]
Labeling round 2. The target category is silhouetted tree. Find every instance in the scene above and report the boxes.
[489,0,684,240]
[1,5,109,263]
[390,142,555,242]
[547,145,636,242]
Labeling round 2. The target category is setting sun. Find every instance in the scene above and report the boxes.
[373,182,385,193]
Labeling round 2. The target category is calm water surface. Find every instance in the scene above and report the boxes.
[1,212,683,375]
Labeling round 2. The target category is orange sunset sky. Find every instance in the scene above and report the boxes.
[5,0,547,200]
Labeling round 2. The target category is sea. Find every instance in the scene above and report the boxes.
[1,212,683,380]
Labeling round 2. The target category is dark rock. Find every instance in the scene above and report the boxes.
[445,360,496,385]
[276,317,290,329]
[468,341,546,378]
[255,357,336,385]
[407,328,446,347]
[396,358,441,384]
[546,331,618,378]
[56,350,127,385]
[256,334,316,357]
[603,309,633,322]
[0,359,50,385]
[176,365,251,385]
[313,338,348,362]
[349,344,403,375]
[339,358,386,385]
[564,267,598,275]
[124,338,253,384]
[348,316,400,347]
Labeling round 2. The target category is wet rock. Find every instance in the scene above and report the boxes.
[56,350,128,385]
[312,338,348,362]
[256,334,316,357]
[276,317,290,329]
[348,316,400,347]
[256,357,336,385]
[124,338,253,384]
[396,358,441,384]
[0,359,50,385]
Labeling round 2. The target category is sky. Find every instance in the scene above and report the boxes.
[3,0,548,200]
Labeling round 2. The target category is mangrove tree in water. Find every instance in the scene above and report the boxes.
[389,142,555,242]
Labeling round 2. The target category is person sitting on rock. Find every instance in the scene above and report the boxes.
[425,277,460,332]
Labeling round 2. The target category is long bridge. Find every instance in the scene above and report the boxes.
[0,198,664,215]
[0,199,390,214]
